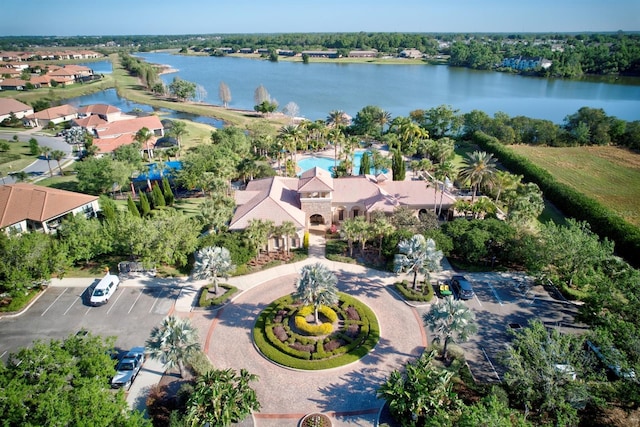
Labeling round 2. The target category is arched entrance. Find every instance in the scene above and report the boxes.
[310,214,325,225]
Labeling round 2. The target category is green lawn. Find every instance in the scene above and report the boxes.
[0,140,39,180]
[510,145,640,227]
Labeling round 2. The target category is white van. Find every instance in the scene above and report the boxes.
[90,274,120,306]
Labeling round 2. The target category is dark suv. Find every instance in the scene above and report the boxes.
[451,275,475,300]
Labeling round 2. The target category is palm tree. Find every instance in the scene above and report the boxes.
[340,216,369,257]
[39,145,53,177]
[434,160,457,217]
[491,170,521,204]
[135,127,154,160]
[167,120,187,150]
[325,110,350,129]
[192,246,236,295]
[458,151,497,202]
[245,219,274,260]
[294,263,339,324]
[275,221,297,254]
[146,315,201,378]
[394,234,443,290]
[50,149,66,176]
[277,124,302,164]
[370,215,395,257]
[185,368,260,427]
[423,296,478,360]
[373,109,392,135]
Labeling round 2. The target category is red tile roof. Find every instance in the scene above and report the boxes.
[0,183,98,229]
[93,134,138,154]
[78,103,121,116]
[0,98,32,115]
[29,104,77,120]
[95,115,163,139]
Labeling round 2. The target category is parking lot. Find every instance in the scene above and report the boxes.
[0,281,182,362]
[421,271,584,383]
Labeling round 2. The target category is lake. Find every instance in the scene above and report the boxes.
[136,52,640,124]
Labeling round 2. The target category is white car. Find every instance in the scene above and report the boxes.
[89,274,120,306]
[111,347,145,390]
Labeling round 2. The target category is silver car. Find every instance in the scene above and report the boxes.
[111,347,145,390]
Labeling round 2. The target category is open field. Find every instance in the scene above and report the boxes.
[509,145,640,227]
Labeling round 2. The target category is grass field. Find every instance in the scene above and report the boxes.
[509,145,640,227]
[0,140,39,179]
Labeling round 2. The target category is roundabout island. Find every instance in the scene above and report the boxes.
[201,258,428,426]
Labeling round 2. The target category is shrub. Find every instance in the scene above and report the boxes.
[394,280,435,302]
[187,351,213,376]
[197,284,238,307]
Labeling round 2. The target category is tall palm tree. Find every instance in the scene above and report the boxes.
[277,124,302,164]
[50,149,66,176]
[434,160,457,217]
[167,120,187,150]
[394,234,443,290]
[185,368,260,427]
[135,127,154,160]
[274,221,297,254]
[370,215,395,256]
[245,219,274,260]
[373,109,392,135]
[39,145,53,177]
[458,150,497,202]
[325,110,350,129]
[294,263,339,324]
[327,127,345,169]
[146,315,201,378]
[192,246,236,294]
[491,170,521,204]
[423,296,478,360]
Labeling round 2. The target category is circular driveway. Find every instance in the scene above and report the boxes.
[196,266,426,424]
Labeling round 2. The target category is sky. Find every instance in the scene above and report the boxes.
[3,0,639,36]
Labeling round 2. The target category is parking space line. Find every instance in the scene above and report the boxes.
[486,282,503,306]
[41,288,67,316]
[481,346,501,382]
[128,290,143,314]
[474,293,483,307]
[107,287,126,315]
[148,289,163,314]
[0,351,6,359]
[63,296,80,315]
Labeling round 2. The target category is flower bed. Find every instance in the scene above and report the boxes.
[253,292,379,370]
[197,284,238,308]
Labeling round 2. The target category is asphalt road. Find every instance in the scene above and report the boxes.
[0,282,180,362]
[0,129,74,184]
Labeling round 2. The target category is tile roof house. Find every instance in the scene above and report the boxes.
[77,104,122,122]
[0,78,28,90]
[230,167,457,250]
[0,98,33,122]
[24,104,78,127]
[0,183,100,234]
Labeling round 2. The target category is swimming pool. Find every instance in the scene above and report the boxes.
[297,151,385,175]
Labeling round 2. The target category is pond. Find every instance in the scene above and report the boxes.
[61,88,224,128]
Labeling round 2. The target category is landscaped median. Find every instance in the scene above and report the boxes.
[252,292,380,370]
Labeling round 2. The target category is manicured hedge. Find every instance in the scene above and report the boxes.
[472,131,640,267]
[253,292,380,370]
[394,280,435,302]
[198,284,238,307]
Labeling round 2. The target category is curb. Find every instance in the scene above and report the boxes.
[0,288,47,320]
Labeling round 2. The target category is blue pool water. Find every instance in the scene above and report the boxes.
[298,151,385,175]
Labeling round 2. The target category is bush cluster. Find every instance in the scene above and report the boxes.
[254,293,380,369]
[394,280,435,302]
[197,284,238,308]
[473,131,640,268]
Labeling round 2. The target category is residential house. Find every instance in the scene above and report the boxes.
[0,78,28,90]
[239,48,254,54]
[301,50,339,58]
[92,115,164,156]
[0,98,33,121]
[399,49,423,59]
[229,167,456,251]
[0,183,100,234]
[348,50,378,58]
[77,104,122,122]
[501,56,552,71]
[24,104,78,128]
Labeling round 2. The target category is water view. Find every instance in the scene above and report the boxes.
[61,88,224,128]
[137,51,640,123]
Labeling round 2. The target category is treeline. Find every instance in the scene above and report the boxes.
[472,131,640,267]
[461,106,640,150]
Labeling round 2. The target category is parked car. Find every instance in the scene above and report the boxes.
[451,275,475,300]
[111,347,145,390]
[89,274,120,306]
